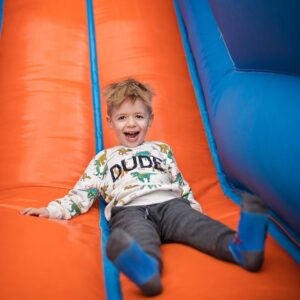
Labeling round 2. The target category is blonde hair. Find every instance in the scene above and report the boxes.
[104,78,154,116]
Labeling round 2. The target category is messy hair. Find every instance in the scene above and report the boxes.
[104,78,154,116]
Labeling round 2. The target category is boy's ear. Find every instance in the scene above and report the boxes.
[106,115,112,127]
[149,113,154,127]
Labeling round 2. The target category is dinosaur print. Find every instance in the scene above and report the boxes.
[81,172,91,181]
[96,151,107,165]
[175,173,184,186]
[182,189,192,199]
[124,184,140,190]
[95,151,107,176]
[107,195,114,202]
[167,149,174,161]
[131,172,156,183]
[136,151,151,157]
[80,187,100,202]
[157,143,169,154]
[100,185,109,199]
[118,148,132,155]
[144,184,161,189]
[95,163,108,178]
[68,200,81,216]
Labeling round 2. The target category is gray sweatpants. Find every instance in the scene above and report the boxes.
[109,198,236,270]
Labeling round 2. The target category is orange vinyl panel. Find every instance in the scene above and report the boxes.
[93,0,300,299]
[0,1,105,300]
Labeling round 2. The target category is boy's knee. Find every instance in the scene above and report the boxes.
[106,228,133,261]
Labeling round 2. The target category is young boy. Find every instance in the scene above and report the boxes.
[21,78,268,296]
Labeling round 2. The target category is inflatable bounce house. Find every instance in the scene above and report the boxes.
[0,0,299,299]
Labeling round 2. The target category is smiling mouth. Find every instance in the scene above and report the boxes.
[124,131,139,139]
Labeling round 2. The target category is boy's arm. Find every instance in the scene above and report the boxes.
[47,154,103,220]
[20,152,105,220]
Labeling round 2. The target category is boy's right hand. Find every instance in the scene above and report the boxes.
[20,207,49,218]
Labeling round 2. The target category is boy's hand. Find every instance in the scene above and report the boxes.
[20,207,49,218]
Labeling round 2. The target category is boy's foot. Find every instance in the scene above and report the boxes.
[106,228,162,296]
[229,193,268,271]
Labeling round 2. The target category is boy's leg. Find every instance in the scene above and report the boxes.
[106,206,162,296]
[229,193,268,271]
[159,195,268,271]
[159,198,237,263]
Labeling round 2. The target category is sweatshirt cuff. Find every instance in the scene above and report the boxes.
[47,202,64,219]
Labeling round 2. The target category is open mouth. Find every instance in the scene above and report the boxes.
[124,131,139,140]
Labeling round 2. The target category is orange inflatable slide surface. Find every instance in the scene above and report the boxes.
[0,1,299,300]
[0,1,104,300]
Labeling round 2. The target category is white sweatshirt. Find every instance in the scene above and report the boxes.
[47,141,202,221]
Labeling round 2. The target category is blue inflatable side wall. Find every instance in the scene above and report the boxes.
[176,0,300,262]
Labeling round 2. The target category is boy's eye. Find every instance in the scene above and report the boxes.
[117,115,126,121]
[136,114,144,119]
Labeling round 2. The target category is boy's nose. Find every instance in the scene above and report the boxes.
[127,116,136,126]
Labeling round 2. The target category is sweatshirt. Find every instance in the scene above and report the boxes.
[47,141,202,221]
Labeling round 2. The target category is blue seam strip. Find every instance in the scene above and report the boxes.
[173,0,300,264]
[0,0,4,35]
[86,0,123,299]
[269,221,300,264]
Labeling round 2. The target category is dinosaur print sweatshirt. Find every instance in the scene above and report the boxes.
[47,142,202,221]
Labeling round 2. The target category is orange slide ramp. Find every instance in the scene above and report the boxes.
[0,1,105,299]
[0,1,299,300]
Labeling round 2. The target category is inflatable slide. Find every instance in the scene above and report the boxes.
[0,1,299,299]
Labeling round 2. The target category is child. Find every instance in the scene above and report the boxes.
[21,78,268,296]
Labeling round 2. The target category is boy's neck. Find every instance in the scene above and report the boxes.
[118,141,146,149]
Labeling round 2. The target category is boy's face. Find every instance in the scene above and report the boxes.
[107,98,153,148]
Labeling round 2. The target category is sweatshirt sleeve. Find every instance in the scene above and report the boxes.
[164,145,202,211]
[163,145,194,200]
[47,151,106,220]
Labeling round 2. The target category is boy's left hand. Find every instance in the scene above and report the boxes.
[20,207,49,218]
